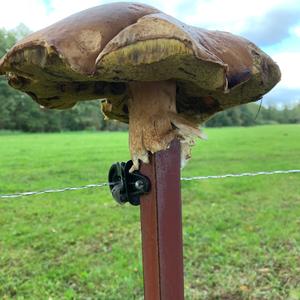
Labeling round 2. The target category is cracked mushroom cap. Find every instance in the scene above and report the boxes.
[0,2,280,123]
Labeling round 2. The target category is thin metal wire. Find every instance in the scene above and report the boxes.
[0,183,110,199]
[0,169,299,199]
[181,169,300,181]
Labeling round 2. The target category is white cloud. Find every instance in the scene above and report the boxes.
[178,0,291,33]
[293,26,300,37]
[0,0,47,30]
[272,52,300,90]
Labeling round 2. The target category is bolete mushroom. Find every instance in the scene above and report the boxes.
[0,2,280,171]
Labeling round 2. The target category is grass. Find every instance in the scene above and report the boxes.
[0,125,299,299]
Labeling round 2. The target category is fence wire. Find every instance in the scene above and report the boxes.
[181,169,300,181]
[0,169,299,199]
[0,183,110,199]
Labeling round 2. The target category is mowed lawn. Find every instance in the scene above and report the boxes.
[0,125,299,300]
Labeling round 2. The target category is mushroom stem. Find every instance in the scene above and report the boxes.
[128,80,203,172]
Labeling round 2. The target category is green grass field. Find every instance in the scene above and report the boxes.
[0,125,300,300]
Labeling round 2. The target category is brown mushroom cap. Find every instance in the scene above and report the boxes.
[0,2,280,122]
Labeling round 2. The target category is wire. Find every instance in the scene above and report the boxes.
[2,169,300,199]
[181,169,300,181]
[0,169,299,199]
[0,183,110,199]
[254,99,263,120]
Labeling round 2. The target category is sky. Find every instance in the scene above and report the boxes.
[0,0,299,106]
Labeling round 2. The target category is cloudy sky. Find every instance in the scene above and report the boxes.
[1,0,299,106]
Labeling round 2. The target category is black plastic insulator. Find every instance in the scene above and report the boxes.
[108,160,150,206]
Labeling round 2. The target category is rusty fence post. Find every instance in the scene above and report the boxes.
[140,139,184,300]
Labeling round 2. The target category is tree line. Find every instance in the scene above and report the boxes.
[205,102,300,127]
[0,25,299,132]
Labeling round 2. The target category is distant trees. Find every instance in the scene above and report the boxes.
[0,25,299,132]
[205,102,300,127]
[0,79,127,132]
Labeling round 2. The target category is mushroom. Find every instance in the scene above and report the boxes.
[0,2,280,171]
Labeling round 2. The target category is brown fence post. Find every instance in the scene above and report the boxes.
[140,139,184,300]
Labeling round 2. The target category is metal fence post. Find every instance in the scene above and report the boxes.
[140,139,184,300]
